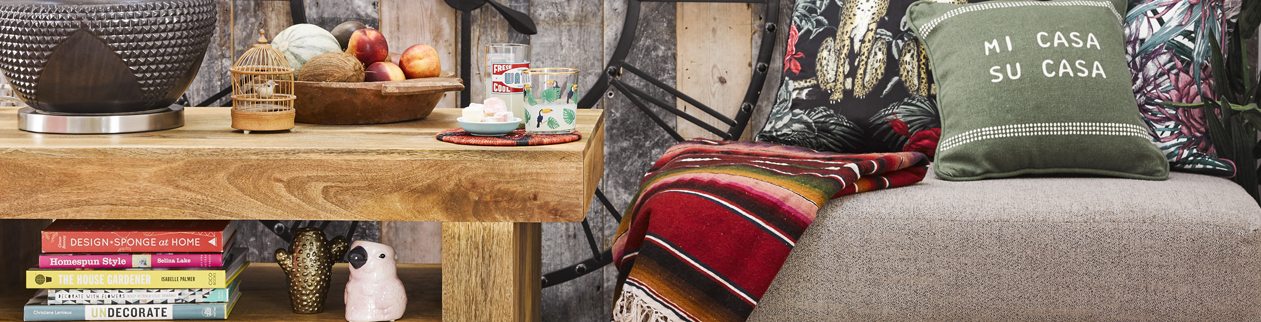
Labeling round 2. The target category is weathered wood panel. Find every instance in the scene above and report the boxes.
[301,0,380,31]
[675,3,753,141]
[468,0,530,106]
[232,1,293,69]
[184,0,233,107]
[749,0,791,140]
[381,0,458,110]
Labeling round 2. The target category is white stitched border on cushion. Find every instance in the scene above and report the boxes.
[939,122,1150,151]
[917,1,1121,39]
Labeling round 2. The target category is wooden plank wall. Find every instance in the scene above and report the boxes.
[676,4,753,140]
[180,0,787,319]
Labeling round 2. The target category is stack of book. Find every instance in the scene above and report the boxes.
[22,220,246,321]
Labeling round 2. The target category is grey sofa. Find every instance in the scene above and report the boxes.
[749,170,1261,320]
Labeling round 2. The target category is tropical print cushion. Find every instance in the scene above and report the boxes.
[1126,0,1241,176]
[756,0,971,156]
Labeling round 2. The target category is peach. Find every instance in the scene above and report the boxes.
[347,28,389,66]
[364,62,405,82]
[400,44,441,79]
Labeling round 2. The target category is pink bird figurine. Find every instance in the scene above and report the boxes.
[344,241,406,322]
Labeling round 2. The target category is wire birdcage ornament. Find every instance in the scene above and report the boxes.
[231,29,296,133]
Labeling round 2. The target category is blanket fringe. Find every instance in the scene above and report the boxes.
[612,286,676,322]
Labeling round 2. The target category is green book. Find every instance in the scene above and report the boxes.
[45,278,242,305]
[23,289,239,321]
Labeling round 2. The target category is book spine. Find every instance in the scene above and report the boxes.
[40,254,225,268]
[27,269,230,289]
[40,255,135,269]
[24,303,228,321]
[151,254,224,268]
[41,231,225,253]
[47,279,238,305]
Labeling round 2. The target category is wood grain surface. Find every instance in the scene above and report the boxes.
[441,222,541,322]
[748,0,790,141]
[675,3,753,141]
[0,263,441,322]
[0,107,603,223]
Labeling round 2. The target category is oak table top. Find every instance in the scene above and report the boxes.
[0,107,605,223]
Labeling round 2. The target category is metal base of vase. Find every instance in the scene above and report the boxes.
[18,105,184,134]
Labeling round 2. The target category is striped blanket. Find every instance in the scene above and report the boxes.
[611,139,928,321]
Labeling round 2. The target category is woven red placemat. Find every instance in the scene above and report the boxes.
[436,128,582,146]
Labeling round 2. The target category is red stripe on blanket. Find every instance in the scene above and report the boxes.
[612,139,929,322]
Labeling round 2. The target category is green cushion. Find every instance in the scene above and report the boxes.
[907,0,1168,181]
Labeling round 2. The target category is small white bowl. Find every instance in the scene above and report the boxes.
[457,117,522,136]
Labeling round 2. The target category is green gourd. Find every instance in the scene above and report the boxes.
[272,24,341,78]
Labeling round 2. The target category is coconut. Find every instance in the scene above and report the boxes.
[297,52,365,82]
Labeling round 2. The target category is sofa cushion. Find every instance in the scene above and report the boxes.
[906,0,1170,181]
[1126,0,1241,177]
[755,0,971,154]
[749,171,1261,320]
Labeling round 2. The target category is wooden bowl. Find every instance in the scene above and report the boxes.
[291,75,464,125]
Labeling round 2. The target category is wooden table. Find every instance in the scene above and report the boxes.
[0,106,605,322]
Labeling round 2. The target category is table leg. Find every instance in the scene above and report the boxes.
[442,222,541,322]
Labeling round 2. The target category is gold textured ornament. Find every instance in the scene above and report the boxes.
[276,227,349,314]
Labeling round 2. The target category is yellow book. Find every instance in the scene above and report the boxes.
[27,248,246,289]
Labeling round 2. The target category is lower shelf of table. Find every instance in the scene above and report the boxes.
[0,264,442,322]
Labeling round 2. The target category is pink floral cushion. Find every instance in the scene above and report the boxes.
[1126,0,1241,176]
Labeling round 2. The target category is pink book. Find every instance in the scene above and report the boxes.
[41,220,236,253]
[38,252,229,268]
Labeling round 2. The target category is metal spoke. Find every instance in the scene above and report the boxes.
[596,189,622,222]
[610,78,685,142]
[344,220,358,241]
[580,218,603,260]
[614,77,732,140]
[620,63,737,127]
[576,0,643,109]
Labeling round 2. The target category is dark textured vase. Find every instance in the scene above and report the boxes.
[0,0,217,114]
